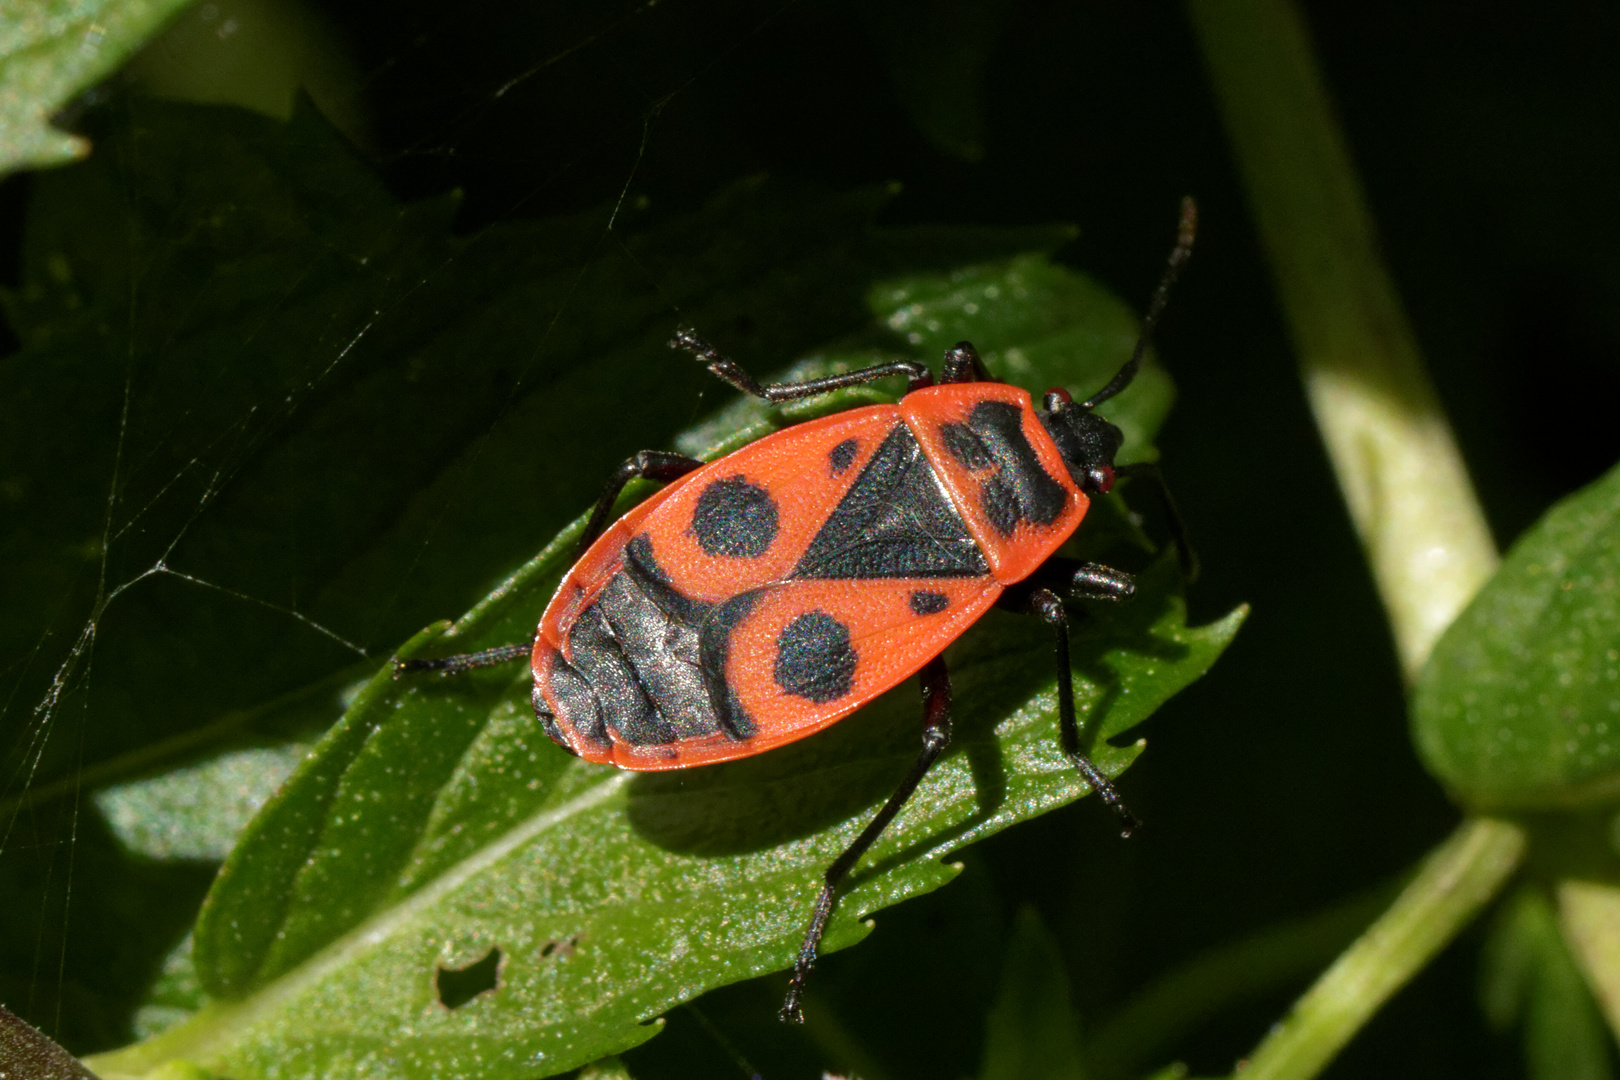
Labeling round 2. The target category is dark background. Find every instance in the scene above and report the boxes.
[7,0,1620,1076]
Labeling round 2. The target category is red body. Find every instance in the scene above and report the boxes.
[531,382,1091,770]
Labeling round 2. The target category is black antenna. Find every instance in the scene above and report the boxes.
[1081,197,1198,410]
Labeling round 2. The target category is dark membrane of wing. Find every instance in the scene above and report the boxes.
[595,571,723,742]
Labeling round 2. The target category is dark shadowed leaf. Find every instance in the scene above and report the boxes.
[9,99,1241,1080]
[0,95,1073,1051]
[977,905,1086,1080]
[1479,886,1614,1080]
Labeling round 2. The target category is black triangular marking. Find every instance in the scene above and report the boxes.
[794,423,989,579]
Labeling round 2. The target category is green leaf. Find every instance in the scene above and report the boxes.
[132,935,207,1043]
[13,95,1236,1078]
[98,551,1236,1080]
[978,905,1086,1080]
[577,1059,633,1080]
[83,221,1241,1080]
[1479,885,1614,1080]
[5,94,1093,1048]
[0,0,192,174]
[95,743,307,861]
[1413,460,1620,809]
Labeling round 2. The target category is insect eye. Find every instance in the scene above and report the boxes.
[1044,387,1072,411]
[1085,465,1115,494]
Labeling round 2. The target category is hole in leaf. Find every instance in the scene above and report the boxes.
[436,947,502,1009]
[540,933,582,961]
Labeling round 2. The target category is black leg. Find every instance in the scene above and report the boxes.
[1025,587,1140,837]
[1114,461,1198,581]
[395,449,704,679]
[672,328,934,402]
[1023,557,1137,602]
[576,450,705,560]
[940,341,994,384]
[393,641,534,678]
[780,654,954,1023]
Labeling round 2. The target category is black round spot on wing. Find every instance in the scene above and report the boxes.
[829,438,858,475]
[691,475,779,558]
[909,590,949,615]
[774,611,857,703]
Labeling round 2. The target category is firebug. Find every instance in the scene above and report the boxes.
[398,198,1199,1022]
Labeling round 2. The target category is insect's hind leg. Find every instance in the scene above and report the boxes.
[395,449,705,680]
[672,328,935,402]
[779,654,953,1023]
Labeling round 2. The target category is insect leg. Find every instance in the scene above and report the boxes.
[1114,461,1199,581]
[940,341,995,384]
[1022,557,1136,602]
[577,450,706,560]
[671,328,934,401]
[779,654,953,1024]
[1026,587,1140,837]
[396,450,704,680]
[393,641,533,677]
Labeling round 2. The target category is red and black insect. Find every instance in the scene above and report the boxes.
[399,199,1198,1022]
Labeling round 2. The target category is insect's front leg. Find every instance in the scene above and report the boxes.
[779,653,953,1023]
[1007,583,1140,837]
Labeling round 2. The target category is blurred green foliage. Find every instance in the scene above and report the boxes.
[1416,462,1620,810]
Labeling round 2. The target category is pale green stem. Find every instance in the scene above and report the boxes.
[1234,818,1526,1080]
[1556,880,1620,1040]
[1184,4,1523,1078]
[1187,0,1499,682]
[1085,882,1397,1079]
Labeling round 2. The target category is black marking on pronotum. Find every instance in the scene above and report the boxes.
[700,590,766,739]
[691,475,778,558]
[774,611,858,703]
[942,424,991,470]
[795,424,989,580]
[829,438,858,475]
[909,590,949,615]
[941,400,1067,536]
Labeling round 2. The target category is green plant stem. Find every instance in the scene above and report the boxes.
[1233,817,1525,1080]
[1187,0,1499,681]
[1086,882,1397,1080]
[1555,879,1620,1041]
